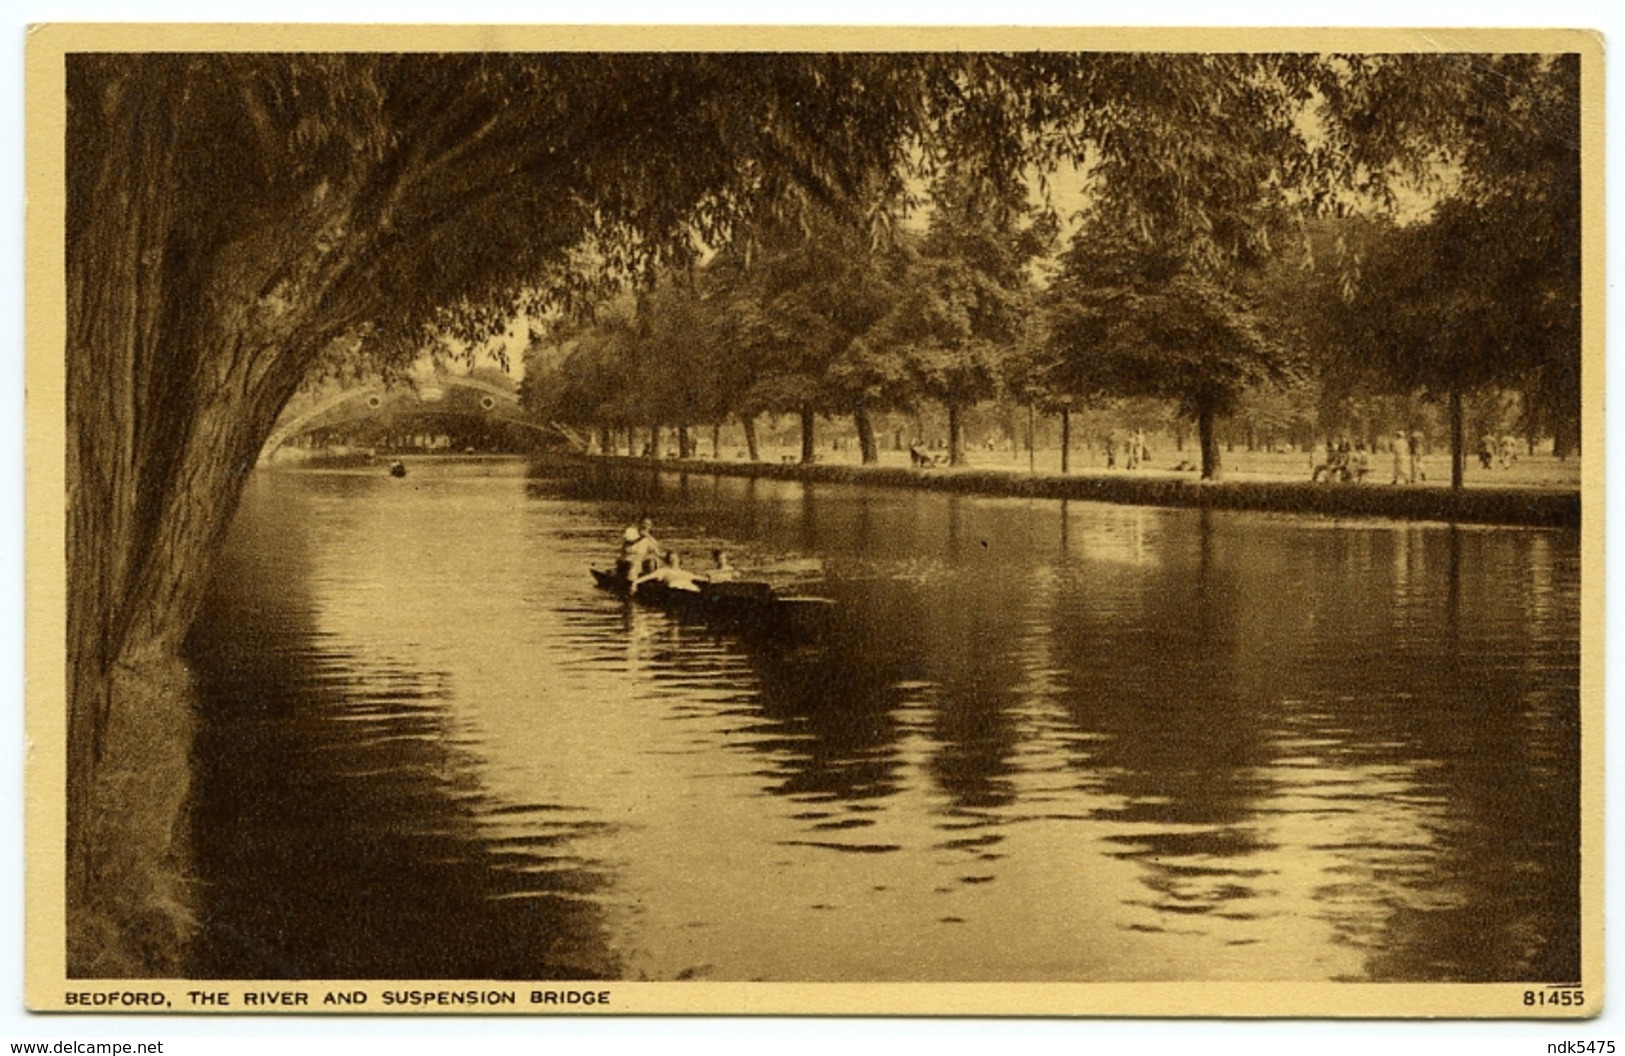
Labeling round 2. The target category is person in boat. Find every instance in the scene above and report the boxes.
[616,517,664,583]
[614,526,642,582]
[704,548,737,582]
[633,550,702,593]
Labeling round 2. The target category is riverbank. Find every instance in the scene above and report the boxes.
[577,453,1581,528]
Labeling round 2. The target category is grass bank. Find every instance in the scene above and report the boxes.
[580,455,1579,529]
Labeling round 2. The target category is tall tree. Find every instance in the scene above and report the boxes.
[1342,197,1574,488]
[708,264,838,464]
[533,298,646,447]
[707,203,913,463]
[1027,53,1334,481]
[1044,226,1299,480]
[1302,54,1582,473]
[877,172,1053,464]
[1004,306,1087,471]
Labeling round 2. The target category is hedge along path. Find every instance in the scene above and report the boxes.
[584,455,1580,530]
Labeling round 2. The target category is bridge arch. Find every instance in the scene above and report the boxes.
[260,374,584,460]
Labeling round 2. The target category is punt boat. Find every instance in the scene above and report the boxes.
[590,568,835,637]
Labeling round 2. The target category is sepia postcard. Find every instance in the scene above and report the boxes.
[24,23,1604,1018]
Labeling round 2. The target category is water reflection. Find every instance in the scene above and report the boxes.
[186,459,1581,983]
[188,468,619,979]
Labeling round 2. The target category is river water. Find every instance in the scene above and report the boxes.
[185,457,1580,983]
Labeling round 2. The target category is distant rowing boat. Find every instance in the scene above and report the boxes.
[590,568,835,637]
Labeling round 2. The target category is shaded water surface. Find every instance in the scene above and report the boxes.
[187,458,1580,982]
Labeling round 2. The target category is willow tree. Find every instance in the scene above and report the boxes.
[64,52,942,975]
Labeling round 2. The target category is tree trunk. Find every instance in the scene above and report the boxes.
[68,253,336,977]
[64,60,381,975]
[799,404,817,464]
[742,413,760,461]
[854,403,879,465]
[1450,387,1465,489]
[598,425,613,456]
[947,401,966,466]
[1027,404,1036,473]
[1197,398,1223,481]
[678,424,692,459]
[647,424,661,461]
[1553,416,1577,459]
[1060,408,1072,474]
[711,422,722,459]
[72,335,331,961]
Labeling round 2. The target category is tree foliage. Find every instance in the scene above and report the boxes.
[864,172,1055,462]
[1275,55,1584,478]
[1043,221,1299,479]
[709,204,913,431]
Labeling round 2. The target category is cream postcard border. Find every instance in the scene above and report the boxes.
[23,23,1606,1017]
